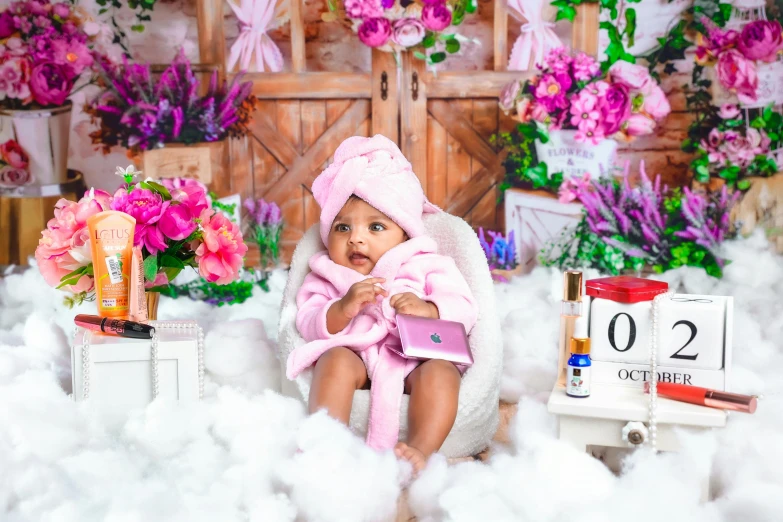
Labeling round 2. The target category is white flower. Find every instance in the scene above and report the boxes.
[116,165,142,178]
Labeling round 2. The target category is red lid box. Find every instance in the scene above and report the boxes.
[585,276,668,304]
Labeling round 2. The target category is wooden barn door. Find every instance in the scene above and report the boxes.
[198,0,598,264]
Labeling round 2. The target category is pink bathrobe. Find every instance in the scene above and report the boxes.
[287,235,478,450]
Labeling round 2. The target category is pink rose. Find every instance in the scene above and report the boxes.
[0,57,32,101]
[29,62,72,106]
[392,18,425,48]
[0,165,31,187]
[421,4,452,32]
[609,60,653,91]
[623,114,655,136]
[599,83,631,135]
[344,0,383,19]
[0,139,28,169]
[195,209,248,285]
[161,178,210,217]
[717,49,758,101]
[158,204,197,241]
[499,80,521,111]
[640,84,670,121]
[737,20,783,63]
[718,103,740,119]
[530,103,549,124]
[358,18,392,48]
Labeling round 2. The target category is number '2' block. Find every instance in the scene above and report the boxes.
[658,294,726,370]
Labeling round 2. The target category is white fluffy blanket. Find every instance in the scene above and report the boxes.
[277,212,503,458]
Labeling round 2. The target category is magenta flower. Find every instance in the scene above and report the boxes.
[158,204,197,241]
[574,125,605,144]
[558,173,592,203]
[599,83,631,135]
[545,47,573,75]
[111,187,170,254]
[51,39,93,79]
[358,17,392,47]
[737,20,783,63]
[534,74,568,112]
[29,62,71,106]
[0,11,15,39]
[569,92,600,131]
[572,52,600,81]
[421,4,452,32]
[344,0,383,19]
[716,48,758,101]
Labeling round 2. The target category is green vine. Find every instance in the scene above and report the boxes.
[93,0,158,54]
[550,0,643,69]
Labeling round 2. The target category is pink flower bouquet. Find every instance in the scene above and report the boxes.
[0,0,111,110]
[499,47,671,145]
[324,0,475,65]
[35,167,249,306]
[696,17,783,103]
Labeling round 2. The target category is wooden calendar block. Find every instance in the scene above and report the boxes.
[658,294,727,371]
[590,298,652,365]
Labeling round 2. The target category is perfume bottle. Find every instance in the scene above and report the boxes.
[557,270,583,387]
[566,316,591,398]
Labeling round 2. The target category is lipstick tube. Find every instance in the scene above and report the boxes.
[644,381,757,414]
[75,314,155,340]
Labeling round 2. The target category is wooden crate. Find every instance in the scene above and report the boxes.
[139,140,231,196]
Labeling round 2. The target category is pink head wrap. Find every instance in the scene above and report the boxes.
[311,134,440,246]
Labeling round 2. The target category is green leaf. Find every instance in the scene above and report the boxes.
[518,122,537,139]
[422,34,436,49]
[446,39,461,54]
[624,8,637,48]
[160,254,185,269]
[143,255,158,283]
[452,4,466,25]
[604,41,624,65]
[555,5,576,22]
[131,24,145,33]
[465,0,477,14]
[750,116,765,129]
[763,105,773,121]
[737,179,751,191]
[430,52,447,64]
[413,51,427,61]
[550,0,569,6]
[140,180,172,200]
[718,3,733,25]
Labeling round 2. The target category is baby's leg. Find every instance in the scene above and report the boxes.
[396,359,461,473]
[309,347,369,424]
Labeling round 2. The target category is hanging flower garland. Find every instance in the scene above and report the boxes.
[323,0,477,66]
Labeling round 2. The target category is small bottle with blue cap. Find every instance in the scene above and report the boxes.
[566,316,591,398]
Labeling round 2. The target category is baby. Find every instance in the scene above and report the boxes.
[286,135,478,473]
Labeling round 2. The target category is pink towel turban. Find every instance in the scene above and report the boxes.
[311,134,440,246]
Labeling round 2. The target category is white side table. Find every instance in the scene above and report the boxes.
[547,384,726,501]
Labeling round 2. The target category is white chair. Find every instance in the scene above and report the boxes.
[277,212,503,457]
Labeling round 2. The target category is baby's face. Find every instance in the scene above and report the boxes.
[327,197,407,275]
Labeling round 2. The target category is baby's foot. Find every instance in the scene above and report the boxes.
[394,442,427,475]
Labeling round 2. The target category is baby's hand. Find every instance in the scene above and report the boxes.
[390,292,439,319]
[338,277,388,319]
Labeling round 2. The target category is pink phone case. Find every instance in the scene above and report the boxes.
[393,314,473,366]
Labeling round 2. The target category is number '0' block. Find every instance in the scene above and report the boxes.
[657,294,726,370]
[590,299,652,365]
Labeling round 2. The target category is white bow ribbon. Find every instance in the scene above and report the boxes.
[507,0,562,71]
[226,0,285,72]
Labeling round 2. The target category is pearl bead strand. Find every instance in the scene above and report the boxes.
[648,291,674,452]
[76,320,205,401]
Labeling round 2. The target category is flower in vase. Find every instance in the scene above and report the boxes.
[545,47,573,75]
[640,83,671,121]
[0,11,15,39]
[344,0,383,19]
[0,139,28,169]
[515,97,533,123]
[51,39,94,78]
[599,83,631,135]
[569,92,600,132]
[421,4,452,32]
[160,177,210,217]
[558,173,591,203]
[0,57,32,100]
[159,204,197,241]
[572,52,600,82]
[623,113,655,137]
[608,60,653,91]
[195,208,248,285]
[29,62,71,106]
[716,48,758,101]
[737,20,783,63]
[534,74,568,112]
[111,187,170,254]
[574,125,605,145]
[392,18,425,47]
[499,80,521,112]
[0,165,30,186]
[358,17,392,47]
[584,80,610,98]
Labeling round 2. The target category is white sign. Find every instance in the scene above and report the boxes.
[535,129,618,180]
